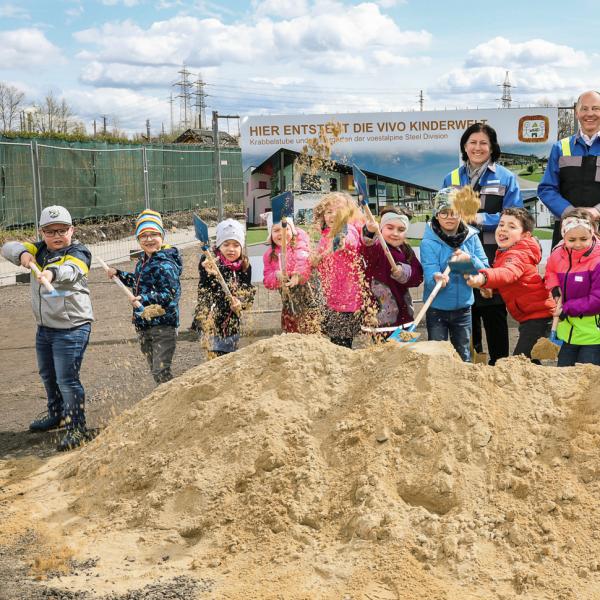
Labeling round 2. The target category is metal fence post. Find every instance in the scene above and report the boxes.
[212,111,224,221]
[142,146,150,209]
[30,141,42,236]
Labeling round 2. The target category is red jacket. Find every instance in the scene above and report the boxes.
[480,236,555,323]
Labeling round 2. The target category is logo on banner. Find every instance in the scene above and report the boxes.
[518,115,549,143]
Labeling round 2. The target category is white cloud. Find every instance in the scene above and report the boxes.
[73,3,431,78]
[466,36,588,69]
[102,0,140,6]
[79,61,177,88]
[252,0,309,19]
[0,3,30,19]
[374,0,406,6]
[0,28,64,69]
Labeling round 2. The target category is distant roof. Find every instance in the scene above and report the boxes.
[173,128,239,146]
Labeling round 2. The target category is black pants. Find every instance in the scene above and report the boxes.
[472,303,509,366]
[514,317,552,362]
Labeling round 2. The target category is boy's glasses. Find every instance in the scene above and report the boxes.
[138,232,162,241]
[42,228,70,237]
[437,211,458,219]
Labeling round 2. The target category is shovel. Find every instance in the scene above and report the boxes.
[29,263,69,297]
[193,214,235,303]
[531,299,562,361]
[353,165,397,271]
[271,191,297,311]
[95,256,143,312]
[388,265,451,343]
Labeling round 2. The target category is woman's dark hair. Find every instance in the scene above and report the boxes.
[460,123,501,164]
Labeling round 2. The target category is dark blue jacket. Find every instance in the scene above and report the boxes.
[117,245,182,330]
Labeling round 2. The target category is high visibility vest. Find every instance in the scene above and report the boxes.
[450,168,460,186]
[557,135,600,209]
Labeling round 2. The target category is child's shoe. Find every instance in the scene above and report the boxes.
[29,413,63,432]
[56,428,88,452]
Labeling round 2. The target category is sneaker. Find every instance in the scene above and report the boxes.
[56,428,88,452]
[29,413,63,432]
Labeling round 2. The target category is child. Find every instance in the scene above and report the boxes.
[361,206,423,333]
[544,209,600,366]
[193,218,255,356]
[420,188,489,362]
[311,192,365,348]
[262,212,321,333]
[107,209,182,384]
[467,207,555,360]
[1,205,93,451]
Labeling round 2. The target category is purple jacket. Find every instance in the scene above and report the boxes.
[362,237,423,326]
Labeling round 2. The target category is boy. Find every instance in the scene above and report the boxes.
[420,188,489,362]
[106,209,182,383]
[1,205,93,451]
[467,207,555,360]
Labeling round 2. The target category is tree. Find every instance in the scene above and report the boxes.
[0,82,25,132]
[31,91,73,134]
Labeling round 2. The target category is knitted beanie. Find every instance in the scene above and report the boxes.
[216,219,245,248]
[135,209,164,238]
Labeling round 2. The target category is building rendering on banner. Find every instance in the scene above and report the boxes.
[244,147,436,225]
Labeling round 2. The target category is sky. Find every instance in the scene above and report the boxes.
[0,0,598,136]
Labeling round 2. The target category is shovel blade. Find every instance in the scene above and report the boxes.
[352,165,369,206]
[271,191,294,224]
[549,331,563,347]
[193,214,209,248]
[388,322,418,342]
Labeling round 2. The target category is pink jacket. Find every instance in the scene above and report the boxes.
[263,228,312,290]
[317,222,364,312]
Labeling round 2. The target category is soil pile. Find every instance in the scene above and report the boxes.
[4,335,600,598]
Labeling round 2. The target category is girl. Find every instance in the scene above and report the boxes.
[193,219,255,357]
[262,212,321,334]
[420,189,489,362]
[311,192,365,348]
[361,206,423,334]
[544,208,600,366]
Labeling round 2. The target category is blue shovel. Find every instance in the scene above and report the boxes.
[29,262,70,297]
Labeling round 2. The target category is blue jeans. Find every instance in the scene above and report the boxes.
[36,323,91,430]
[426,307,472,362]
[557,342,600,367]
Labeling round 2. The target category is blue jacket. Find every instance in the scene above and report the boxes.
[420,223,489,311]
[117,245,182,330]
[538,133,600,218]
[442,163,522,231]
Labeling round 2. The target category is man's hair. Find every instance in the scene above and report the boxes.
[575,90,600,112]
[460,123,501,164]
[501,207,534,233]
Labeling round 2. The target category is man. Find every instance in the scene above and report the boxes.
[538,90,600,247]
[1,206,94,451]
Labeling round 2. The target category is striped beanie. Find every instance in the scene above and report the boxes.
[135,209,164,238]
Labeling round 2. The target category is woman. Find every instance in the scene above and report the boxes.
[443,122,523,365]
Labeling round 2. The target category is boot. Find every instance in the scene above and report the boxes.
[56,428,88,452]
[29,413,63,432]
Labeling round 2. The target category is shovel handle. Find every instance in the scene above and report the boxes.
[362,203,397,271]
[412,265,451,329]
[29,262,57,294]
[203,251,234,302]
[551,298,562,334]
[96,257,142,309]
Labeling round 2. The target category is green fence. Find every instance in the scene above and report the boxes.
[0,137,243,228]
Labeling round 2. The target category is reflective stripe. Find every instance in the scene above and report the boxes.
[450,168,460,186]
[559,155,583,168]
[22,242,38,255]
[46,254,90,275]
[560,137,571,157]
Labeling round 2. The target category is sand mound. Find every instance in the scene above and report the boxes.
[6,335,600,598]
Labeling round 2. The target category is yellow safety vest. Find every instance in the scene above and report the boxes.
[450,168,460,186]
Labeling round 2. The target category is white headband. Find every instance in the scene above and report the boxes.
[380,212,409,230]
[561,216,594,237]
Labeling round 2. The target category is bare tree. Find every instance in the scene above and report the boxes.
[32,91,74,134]
[0,82,25,131]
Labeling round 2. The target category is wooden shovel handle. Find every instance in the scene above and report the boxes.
[29,262,57,294]
[204,251,234,302]
[96,257,142,309]
[412,265,451,329]
[362,203,397,271]
[551,298,562,333]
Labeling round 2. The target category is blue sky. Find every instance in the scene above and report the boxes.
[1,0,597,135]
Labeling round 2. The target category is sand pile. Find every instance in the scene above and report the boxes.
[4,335,600,598]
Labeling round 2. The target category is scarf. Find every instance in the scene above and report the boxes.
[431,218,469,249]
[216,249,243,271]
[466,160,490,190]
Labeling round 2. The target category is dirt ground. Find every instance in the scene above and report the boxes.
[0,246,525,600]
